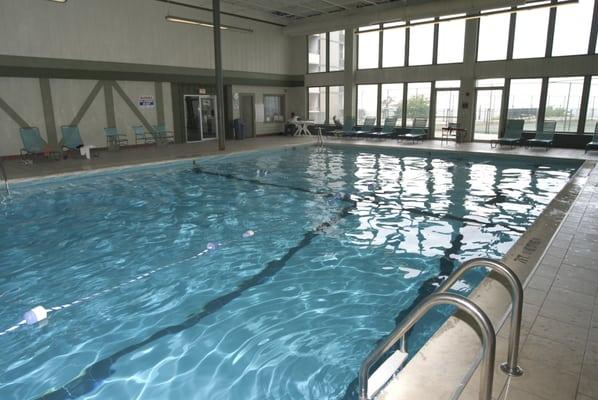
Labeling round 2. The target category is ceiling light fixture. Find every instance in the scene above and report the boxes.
[165,15,251,33]
[357,0,578,34]
[45,0,67,3]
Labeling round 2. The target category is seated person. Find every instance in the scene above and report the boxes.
[285,112,300,135]
[332,115,342,128]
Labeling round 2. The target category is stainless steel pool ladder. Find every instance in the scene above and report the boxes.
[0,158,9,197]
[358,258,524,400]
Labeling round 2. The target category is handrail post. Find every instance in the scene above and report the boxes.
[359,293,495,400]
[437,258,524,376]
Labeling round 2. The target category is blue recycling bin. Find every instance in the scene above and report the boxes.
[233,119,245,140]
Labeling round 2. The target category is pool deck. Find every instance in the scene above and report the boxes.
[3,136,598,400]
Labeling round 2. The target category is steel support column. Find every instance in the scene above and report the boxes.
[213,0,226,151]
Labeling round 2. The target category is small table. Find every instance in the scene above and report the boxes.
[441,126,467,144]
[293,121,315,136]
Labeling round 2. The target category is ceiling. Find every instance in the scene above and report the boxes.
[160,0,404,26]
[220,0,396,24]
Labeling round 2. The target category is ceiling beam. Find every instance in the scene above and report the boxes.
[282,0,528,35]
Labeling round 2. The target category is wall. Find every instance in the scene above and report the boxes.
[0,77,173,156]
[231,85,290,136]
[0,0,295,76]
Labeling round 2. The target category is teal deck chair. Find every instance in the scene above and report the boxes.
[585,123,598,153]
[104,127,129,148]
[369,116,397,138]
[526,120,556,150]
[152,124,175,144]
[60,125,84,151]
[19,127,60,159]
[491,119,524,148]
[132,126,154,144]
[398,118,427,143]
[332,117,357,137]
[355,117,376,137]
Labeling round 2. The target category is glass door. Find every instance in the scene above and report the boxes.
[474,89,503,141]
[434,89,459,138]
[184,95,202,143]
[199,95,217,140]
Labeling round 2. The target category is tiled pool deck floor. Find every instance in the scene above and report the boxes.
[3,136,598,400]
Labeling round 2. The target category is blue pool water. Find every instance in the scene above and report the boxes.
[0,145,579,400]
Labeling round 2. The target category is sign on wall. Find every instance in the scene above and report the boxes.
[138,95,155,108]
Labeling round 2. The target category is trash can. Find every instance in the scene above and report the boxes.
[233,119,245,140]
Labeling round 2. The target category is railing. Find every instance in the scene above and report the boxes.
[358,257,525,400]
[359,292,496,400]
[435,258,524,376]
[0,158,9,197]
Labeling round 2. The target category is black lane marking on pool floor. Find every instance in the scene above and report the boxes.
[341,232,466,400]
[193,167,525,235]
[35,204,356,400]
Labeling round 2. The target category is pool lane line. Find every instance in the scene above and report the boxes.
[0,250,210,338]
[193,167,526,235]
[341,231,466,400]
[34,203,356,400]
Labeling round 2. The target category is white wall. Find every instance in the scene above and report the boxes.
[0,0,296,76]
[0,78,47,156]
[231,85,291,136]
[0,78,173,156]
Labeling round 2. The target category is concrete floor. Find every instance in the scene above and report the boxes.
[2,136,597,400]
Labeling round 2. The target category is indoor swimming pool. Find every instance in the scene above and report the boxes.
[0,145,580,400]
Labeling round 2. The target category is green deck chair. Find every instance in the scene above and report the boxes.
[526,120,556,150]
[104,127,129,149]
[369,116,397,138]
[398,118,427,143]
[332,117,358,137]
[19,127,61,160]
[354,116,376,137]
[132,126,154,144]
[152,124,175,144]
[60,125,84,151]
[585,123,598,153]
[491,119,524,148]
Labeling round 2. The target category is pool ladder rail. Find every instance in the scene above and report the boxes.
[359,258,524,400]
[0,157,9,197]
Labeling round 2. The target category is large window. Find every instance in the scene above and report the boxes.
[329,86,344,124]
[329,30,345,72]
[545,77,584,132]
[308,33,326,73]
[406,82,431,126]
[477,10,510,61]
[512,6,550,59]
[507,79,542,131]
[381,83,404,124]
[382,22,406,68]
[308,87,326,124]
[264,95,284,123]
[408,19,434,66]
[552,0,595,56]
[437,17,465,64]
[357,84,378,124]
[358,26,380,69]
[586,77,598,133]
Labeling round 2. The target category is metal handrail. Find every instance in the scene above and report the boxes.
[359,292,496,400]
[0,158,9,197]
[437,258,523,376]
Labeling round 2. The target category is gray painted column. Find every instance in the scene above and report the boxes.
[103,81,116,128]
[213,0,226,151]
[154,82,165,126]
[343,27,356,124]
[458,18,478,141]
[39,78,58,147]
